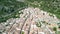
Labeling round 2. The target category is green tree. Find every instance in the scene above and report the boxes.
[53,27,57,31]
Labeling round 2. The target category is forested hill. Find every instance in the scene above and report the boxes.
[0,0,26,16]
[26,0,60,19]
[0,0,27,22]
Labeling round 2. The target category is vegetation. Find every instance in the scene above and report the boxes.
[22,31,24,34]
[57,22,60,28]
[58,25,60,28]
[26,0,60,19]
[55,30,60,34]
[0,0,60,23]
[0,0,27,23]
[36,21,41,27]
[42,21,46,23]
[53,27,57,31]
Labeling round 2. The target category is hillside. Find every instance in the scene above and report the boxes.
[0,0,27,22]
[26,0,60,19]
[0,7,60,34]
[0,0,60,34]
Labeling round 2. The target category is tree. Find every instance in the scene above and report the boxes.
[22,31,24,34]
[53,27,57,31]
